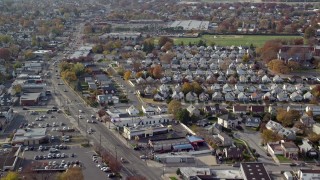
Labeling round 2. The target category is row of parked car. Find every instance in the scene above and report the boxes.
[24,144,68,151]
[34,152,75,160]
[43,160,81,170]
[92,154,116,178]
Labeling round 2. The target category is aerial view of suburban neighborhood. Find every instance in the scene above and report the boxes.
[1,0,320,180]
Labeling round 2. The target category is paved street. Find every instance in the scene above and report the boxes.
[48,57,161,178]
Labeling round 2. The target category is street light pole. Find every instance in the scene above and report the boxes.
[78,110,79,126]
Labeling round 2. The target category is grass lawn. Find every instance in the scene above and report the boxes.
[233,138,246,146]
[276,155,291,163]
[173,35,301,48]
[169,177,178,180]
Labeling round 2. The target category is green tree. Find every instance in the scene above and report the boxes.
[168,100,182,114]
[58,167,84,180]
[142,38,154,53]
[13,84,22,95]
[13,62,22,69]
[304,27,316,39]
[92,44,103,53]
[175,109,190,124]
[242,53,250,63]
[72,63,85,77]
[1,171,19,180]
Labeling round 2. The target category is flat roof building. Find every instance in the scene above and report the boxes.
[240,162,271,180]
[123,124,168,140]
[12,128,47,145]
[169,20,209,31]
[20,92,41,106]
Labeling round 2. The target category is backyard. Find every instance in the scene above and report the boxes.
[276,154,292,163]
[172,35,301,48]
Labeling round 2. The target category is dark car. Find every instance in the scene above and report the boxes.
[107,173,116,178]
[290,163,297,167]
[22,107,29,110]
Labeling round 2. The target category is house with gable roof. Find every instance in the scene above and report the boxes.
[187,105,200,117]
[126,105,139,116]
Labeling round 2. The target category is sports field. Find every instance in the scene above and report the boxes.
[173,35,302,47]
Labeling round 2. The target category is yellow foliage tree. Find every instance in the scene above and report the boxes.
[1,171,19,180]
[123,71,131,80]
[182,82,193,95]
[267,59,290,74]
[61,71,77,82]
[58,167,84,180]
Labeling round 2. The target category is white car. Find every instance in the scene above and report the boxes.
[79,110,83,113]
[78,115,83,119]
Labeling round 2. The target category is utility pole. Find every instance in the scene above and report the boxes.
[99,132,101,148]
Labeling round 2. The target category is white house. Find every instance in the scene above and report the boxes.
[187,105,200,117]
[218,114,241,129]
[142,105,155,115]
[266,120,283,132]
[126,105,139,116]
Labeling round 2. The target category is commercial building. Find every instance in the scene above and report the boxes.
[154,153,195,163]
[123,124,168,140]
[20,92,41,106]
[169,20,209,31]
[113,114,173,127]
[149,138,190,152]
[240,162,271,180]
[12,128,48,145]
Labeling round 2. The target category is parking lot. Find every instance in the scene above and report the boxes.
[11,107,78,137]
[21,145,111,179]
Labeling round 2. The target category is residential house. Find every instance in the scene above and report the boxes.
[278,128,296,140]
[126,105,139,116]
[303,92,314,101]
[306,106,320,116]
[199,92,209,102]
[233,105,247,114]
[223,146,243,160]
[237,92,249,102]
[212,92,224,101]
[266,120,283,132]
[300,113,315,128]
[299,139,313,155]
[273,75,283,83]
[267,143,283,156]
[171,91,184,100]
[261,75,271,83]
[250,105,265,114]
[277,92,289,102]
[313,123,320,135]
[222,84,233,93]
[297,169,320,180]
[187,105,200,117]
[224,92,236,101]
[217,133,233,146]
[290,92,303,102]
[141,105,155,115]
[245,117,261,128]
[185,92,197,102]
[281,141,299,159]
[157,106,168,114]
[218,114,241,129]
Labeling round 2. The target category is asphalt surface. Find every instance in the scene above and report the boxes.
[48,48,161,179]
[21,146,109,180]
